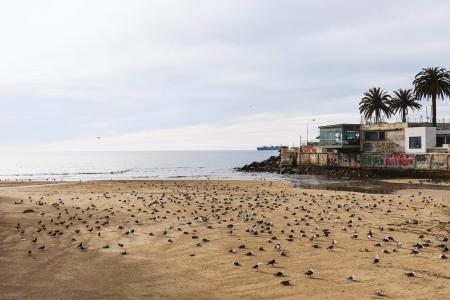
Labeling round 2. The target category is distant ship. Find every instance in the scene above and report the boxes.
[256,145,281,151]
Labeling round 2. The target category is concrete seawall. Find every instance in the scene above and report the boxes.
[280,149,450,176]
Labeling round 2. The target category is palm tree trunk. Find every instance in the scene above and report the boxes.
[432,94,436,127]
[402,108,406,123]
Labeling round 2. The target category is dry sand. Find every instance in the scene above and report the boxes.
[0,180,449,299]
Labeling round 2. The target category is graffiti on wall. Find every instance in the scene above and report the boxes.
[300,153,310,165]
[431,154,448,170]
[327,153,339,166]
[318,154,328,166]
[384,154,415,167]
[292,151,449,171]
[375,143,396,153]
[361,154,384,167]
[415,155,430,169]
[338,154,360,167]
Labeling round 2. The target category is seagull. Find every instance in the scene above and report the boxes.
[373,255,380,264]
[304,268,314,277]
[405,272,417,277]
[274,271,285,277]
[267,258,276,266]
[376,290,385,297]
[280,280,291,286]
[253,263,262,271]
[233,261,241,266]
[347,275,357,281]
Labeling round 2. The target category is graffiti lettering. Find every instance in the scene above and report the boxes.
[375,143,396,153]
[384,154,415,166]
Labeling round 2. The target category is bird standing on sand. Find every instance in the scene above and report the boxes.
[280,280,291,286]
[373,255,380,264]
[376,290,385,297]
[405,272,416,277]
[274,271,285,277]
[304,268,314,277]
[347,275,357,281]
[253,263,262,271]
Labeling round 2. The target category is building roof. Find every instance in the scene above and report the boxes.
[318,124,360,129]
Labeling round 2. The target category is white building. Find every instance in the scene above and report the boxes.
[404,127,436,154]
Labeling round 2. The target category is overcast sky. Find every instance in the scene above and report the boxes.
[1,0,449,150]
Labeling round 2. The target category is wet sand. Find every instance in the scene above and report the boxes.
[0,180,449,299]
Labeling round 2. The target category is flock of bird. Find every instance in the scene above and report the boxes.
[11,180,449,298]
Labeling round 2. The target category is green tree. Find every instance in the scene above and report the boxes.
[413,67,450,126]
[359,87,392,123]
[389,89,422,123]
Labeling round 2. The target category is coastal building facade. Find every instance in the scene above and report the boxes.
[318,124,360,153]
[280,121,450,173]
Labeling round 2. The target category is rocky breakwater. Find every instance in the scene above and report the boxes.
[236,155,280,173]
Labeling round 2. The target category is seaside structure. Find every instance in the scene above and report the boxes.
[318,124,360,153]
[281,121,450,173]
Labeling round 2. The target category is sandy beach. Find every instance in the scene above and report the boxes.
[0,180,448,299]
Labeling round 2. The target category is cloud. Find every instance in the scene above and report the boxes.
[0,0,449,149]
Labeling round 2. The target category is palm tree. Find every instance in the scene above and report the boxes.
[359,87,392,123]
[413,67,450,126]
[389,89,422,123]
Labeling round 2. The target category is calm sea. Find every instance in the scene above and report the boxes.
[0,151,280,181]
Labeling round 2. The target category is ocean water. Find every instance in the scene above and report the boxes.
[0,151,280,181]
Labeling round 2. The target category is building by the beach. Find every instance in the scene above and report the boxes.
[280,121,450,172]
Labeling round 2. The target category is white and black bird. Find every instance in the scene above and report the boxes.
[304,268,314,277]
[376,290,385,297]
[253,263,262,271]
[373,255,380,264]
[347,275,357,281]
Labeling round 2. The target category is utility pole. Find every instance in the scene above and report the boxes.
[306,123,309,145]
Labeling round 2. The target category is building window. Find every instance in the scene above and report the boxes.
[409,136,422,149]
[437,135,450,147]
[364,131,386,141]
